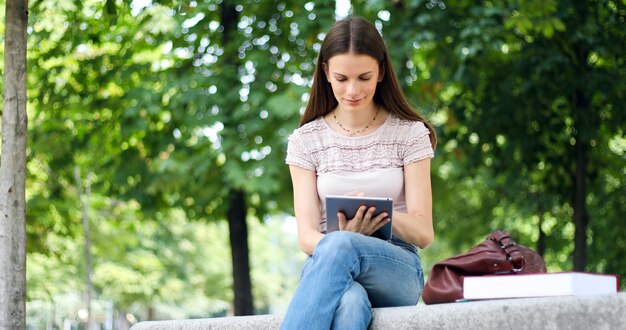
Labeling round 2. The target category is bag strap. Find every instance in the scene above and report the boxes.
[488,231,526,271]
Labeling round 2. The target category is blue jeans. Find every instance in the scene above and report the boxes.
[281,231,424,330]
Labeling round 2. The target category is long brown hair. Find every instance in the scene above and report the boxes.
[301,16,437,148]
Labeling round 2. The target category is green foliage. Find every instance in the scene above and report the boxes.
[22,0,332,320]
[132,0,336,219]
[26,198,302,323]
[18,1,626,324]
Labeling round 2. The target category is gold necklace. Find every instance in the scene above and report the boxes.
[333,107,380,136]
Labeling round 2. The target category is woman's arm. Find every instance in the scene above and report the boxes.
[289,165,325,255]
[391,158,434,248]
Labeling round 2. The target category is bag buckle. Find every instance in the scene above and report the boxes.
[507,254,526,272]
[500,242,516,249]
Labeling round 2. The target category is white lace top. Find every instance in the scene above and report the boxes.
[285,114,434,233]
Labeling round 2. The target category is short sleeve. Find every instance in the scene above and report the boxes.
[402,121,434,165]
[285,129,316,171]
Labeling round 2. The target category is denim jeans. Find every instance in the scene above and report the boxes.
[280,231,424,330]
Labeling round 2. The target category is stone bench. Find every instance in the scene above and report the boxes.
[131,292,625,329]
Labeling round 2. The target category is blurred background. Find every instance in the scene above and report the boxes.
[0,0,623,328]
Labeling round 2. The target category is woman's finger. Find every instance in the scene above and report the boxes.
[372,213,390,231]
[353,205,367,221]
[363,211,389,235]
[362,206,376,220]
[337,212,348,230]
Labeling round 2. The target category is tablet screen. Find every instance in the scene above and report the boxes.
[325,195,393,240]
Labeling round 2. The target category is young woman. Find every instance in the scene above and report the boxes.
[282,16,437,329]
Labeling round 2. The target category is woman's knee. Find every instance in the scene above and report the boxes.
[316,231,361,256]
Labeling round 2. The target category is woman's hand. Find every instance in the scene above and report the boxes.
[337,205,390,236]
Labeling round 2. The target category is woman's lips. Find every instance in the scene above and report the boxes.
[344,98,361,105]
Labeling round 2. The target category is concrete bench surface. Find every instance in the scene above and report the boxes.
[131,292,626,330]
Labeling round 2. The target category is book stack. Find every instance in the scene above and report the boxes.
[462,272,619,301]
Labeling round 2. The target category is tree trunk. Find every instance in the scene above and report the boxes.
[147,305,155,321]
[537,212,546,257]
[571,37,591,271]
[567,0,594,273]
[227,189,254,315]
[572,137,589,271]
[0,0,29,329]
[74,168,97,329]
[220,1,254,316]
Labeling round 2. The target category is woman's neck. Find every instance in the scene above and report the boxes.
[330,105,385,136]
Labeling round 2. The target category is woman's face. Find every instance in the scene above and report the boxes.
[323,53,383,113]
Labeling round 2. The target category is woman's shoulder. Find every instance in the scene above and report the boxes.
[288,117,327,142]
[385,114,430,136]
[386,114,434,162]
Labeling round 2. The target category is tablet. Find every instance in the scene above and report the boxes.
[325,195,393,241]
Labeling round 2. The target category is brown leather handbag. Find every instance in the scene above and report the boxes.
[422,230,547,304]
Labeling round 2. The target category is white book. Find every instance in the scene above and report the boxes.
[463,272,619,300]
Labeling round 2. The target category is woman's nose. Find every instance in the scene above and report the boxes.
[347,81,358,96]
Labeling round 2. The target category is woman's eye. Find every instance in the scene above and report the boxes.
[334,77,370,82]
